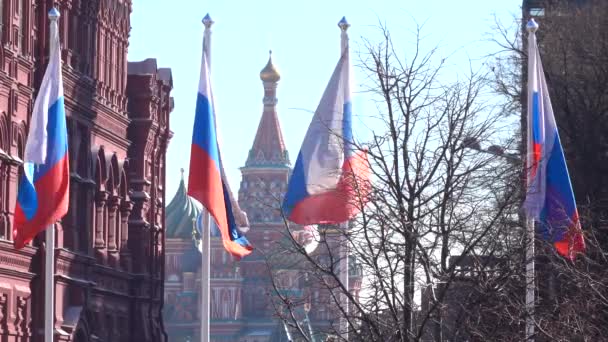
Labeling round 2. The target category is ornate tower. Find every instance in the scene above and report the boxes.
[238,53,291,319]
[238,51,290,226]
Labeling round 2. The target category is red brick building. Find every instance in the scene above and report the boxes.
[0,1,172,341]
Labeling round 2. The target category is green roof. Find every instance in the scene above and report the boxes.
[166,172,202,238]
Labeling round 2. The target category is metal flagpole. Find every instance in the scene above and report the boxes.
[45,224,55,342]
[337,16,351,341]
[45,8,61,342]
[199,13,214,342]
[199,210,211,342]
[525,218,535,341]
[338,223,349,340]
[525,19,539,342]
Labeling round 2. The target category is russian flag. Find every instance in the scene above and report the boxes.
[13,14,69,249]
[282,43,370,225]
[188,33,252,259]
[523,19,585,260]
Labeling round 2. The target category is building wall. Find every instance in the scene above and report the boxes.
[0,1,173,341]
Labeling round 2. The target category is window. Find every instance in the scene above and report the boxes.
[529,7,545,16]
[17,0,24,54]
[0,0,4,44]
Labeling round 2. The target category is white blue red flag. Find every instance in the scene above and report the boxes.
[13,12,69,249]
[523,19,585,259]
[282,42,370,225]
[188,32,252,258]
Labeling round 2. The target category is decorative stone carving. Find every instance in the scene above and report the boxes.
[0,293,7,334]
[14,296,28,335]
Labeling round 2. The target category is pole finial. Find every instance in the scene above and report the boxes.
[526,18,539,34]
[48,7,60,21]
[180,168,185,180]
[338,16,350,32]
[203,13,214,29]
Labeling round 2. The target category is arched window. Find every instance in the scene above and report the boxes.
[93,149,107,251]
[17,0,30,56]
[106,168,117,252]
[118,165,130,261]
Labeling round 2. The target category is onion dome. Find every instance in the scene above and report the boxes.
[166,169,202,238]
[260,50,280,83]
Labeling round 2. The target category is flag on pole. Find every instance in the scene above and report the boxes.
[282,38,370,225]
[188,34,252,259]
[523,19,585,260]
[13,13,69,249]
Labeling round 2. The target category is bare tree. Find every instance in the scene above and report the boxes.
[267,23,526,342]
[261,2,608,341]
[486,1,608,340]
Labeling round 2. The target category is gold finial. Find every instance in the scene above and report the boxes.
[260,50,280,82]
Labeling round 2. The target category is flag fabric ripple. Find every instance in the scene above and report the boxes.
[13,17,69,249]
[188,37,252,259]
[523,20,585,260]
[282,45,370,225]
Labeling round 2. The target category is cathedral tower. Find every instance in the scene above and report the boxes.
[238,51,290,227]
[238,52,292,320]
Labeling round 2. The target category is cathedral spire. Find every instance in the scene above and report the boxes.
[245,51,290,168]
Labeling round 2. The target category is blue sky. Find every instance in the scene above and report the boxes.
[128,0,522,202]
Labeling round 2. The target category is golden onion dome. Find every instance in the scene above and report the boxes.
[260,50,280,83]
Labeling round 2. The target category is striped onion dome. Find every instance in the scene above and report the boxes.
[165,169,202,239]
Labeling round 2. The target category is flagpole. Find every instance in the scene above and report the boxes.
[199,210,211,342]
[45,224,55,342]
[525,218,535,340]
[337,17,351,341]
[44,9,61,342]
[199,14,214,342]
[338,223,349,339]
[525,19,539,342]
[202,14,214,68]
